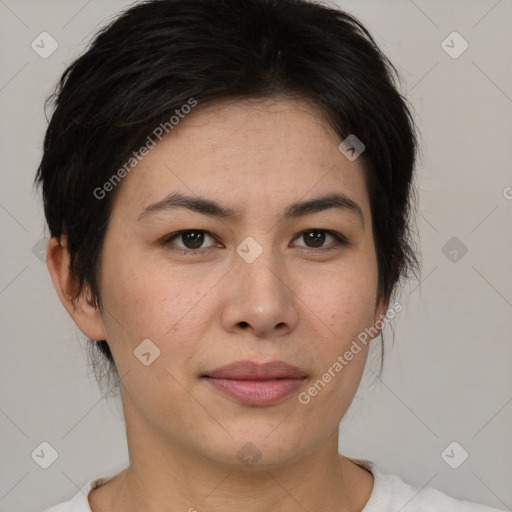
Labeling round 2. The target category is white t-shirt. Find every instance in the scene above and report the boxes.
[43,459,507,511]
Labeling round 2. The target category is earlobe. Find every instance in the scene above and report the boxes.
[373,294,389,334]
[46,235,74,304]
[376,296,388,322]
[46,235,107,341]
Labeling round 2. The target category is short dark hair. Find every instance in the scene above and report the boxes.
[34,0,420,396]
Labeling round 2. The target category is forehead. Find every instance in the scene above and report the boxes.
[112,96,370,220]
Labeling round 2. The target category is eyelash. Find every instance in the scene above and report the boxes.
[160,229,348,256]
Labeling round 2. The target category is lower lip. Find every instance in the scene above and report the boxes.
[203,377,305,406]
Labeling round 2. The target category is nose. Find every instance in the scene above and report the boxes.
[221,245,299,338]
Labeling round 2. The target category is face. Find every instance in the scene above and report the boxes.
[79,96,386,467]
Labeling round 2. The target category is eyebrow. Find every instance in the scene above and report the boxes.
[136,191,365,229]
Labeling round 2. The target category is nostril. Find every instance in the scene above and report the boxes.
[239,321,249,328]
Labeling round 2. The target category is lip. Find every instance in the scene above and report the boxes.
[202,360,306,380]
[201,360,307,406]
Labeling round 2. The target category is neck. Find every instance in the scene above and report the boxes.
[90,397,374,512]
[108,442,372,512]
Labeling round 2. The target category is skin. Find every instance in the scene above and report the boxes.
[47,96,388,512]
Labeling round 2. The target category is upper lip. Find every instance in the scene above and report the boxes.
[203,360,307,380]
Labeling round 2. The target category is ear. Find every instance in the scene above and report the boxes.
[374,294,388,323]
[46,234,107,341]
[372,293,389,338]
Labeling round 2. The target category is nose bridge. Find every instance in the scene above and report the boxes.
[221,232,298,335]
[233,233,284,296]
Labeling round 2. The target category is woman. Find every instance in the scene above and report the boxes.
[36,0,506,510]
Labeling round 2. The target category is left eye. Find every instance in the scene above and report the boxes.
[162,229,347,254]
[292,229,346,250]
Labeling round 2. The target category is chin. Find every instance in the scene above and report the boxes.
[198,430,311,470]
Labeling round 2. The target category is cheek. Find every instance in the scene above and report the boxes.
[299,258,379,338]
[101,239,203,329]
[98,246,210,375]
[293,259,378,405]
[98,251,223,440]
[297,282,375,426]
[99,263,207,418]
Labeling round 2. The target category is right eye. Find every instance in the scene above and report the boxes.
[162,230,223,254]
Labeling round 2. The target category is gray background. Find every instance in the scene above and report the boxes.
[1,0,511,510]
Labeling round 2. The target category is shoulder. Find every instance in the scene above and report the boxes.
[349,458,507,512]
[42,472,120,512]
